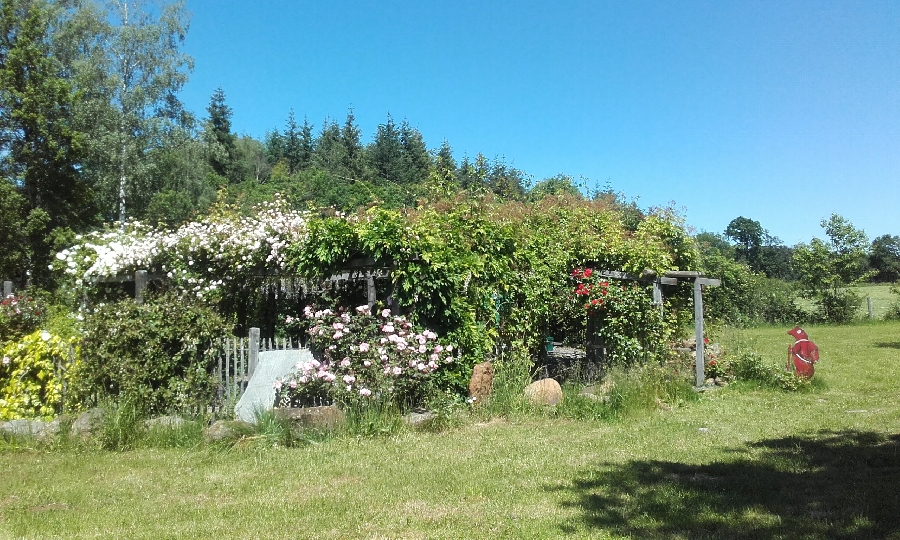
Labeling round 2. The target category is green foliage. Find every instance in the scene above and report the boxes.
[0,330,75,420]
[572,269,669,367]
[721,348,809,391]
[793,214,873,323]
[73,291,226,415]
[698,246,804,325]
[869,234,900,283]
[0,292,48,342]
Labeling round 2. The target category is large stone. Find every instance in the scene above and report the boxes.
[0,418,60,441]
[71,408,106,438]
[235,349,312,423]
[524,378,563,406]
[202,419,254,443]
[273,405,344,430]
[403,411,436,429]
[468,361,493,405]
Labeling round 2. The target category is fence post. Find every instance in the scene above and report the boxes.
[249,327,260,378]
[868,297,874,320]
[134,270,148,304]
[694,280,705,387]
[2,281,11,298]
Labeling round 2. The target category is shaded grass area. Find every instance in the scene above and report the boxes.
[557,430,900,539]
[1,322,899,539]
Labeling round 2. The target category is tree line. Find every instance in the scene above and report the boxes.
[1,0,591,289]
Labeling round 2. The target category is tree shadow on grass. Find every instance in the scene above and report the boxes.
[552,430,900,539]
[875,342,900,349]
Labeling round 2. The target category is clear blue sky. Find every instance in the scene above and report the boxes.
[177,0,899,246]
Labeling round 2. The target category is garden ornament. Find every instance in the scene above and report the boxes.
[787,326,819,378]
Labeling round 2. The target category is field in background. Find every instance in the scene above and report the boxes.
[793,283,897,320]
[2,322,900,539]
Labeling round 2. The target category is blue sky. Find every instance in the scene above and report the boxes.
[177,0,899,246]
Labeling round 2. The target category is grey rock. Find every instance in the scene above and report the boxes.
[403,411,436,428]
[273,405,345,430]
[71,408,106,438]
[202,420,254,443]
[0,418,60,441]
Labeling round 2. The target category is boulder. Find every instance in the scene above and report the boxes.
[71,408,107,438]
[0,418,61,441]
[524,378,563,406]
[202,419,254,443]
[274,405,344,430]
[403,411,436,429]
[468,361,494,405]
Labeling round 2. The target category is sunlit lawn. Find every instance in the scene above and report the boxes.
[2,322,899,539]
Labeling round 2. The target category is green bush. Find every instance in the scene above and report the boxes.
[72,291,227,415]
[724,349,809,391]
[0,330,76,420]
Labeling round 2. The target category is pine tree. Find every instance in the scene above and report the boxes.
[205,86,236,180]
[398,120,430,186]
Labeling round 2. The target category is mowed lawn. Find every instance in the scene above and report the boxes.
[2,322,899,539]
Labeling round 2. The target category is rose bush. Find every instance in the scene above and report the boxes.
[276,304,456,409]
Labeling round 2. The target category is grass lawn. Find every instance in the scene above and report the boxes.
[2,322,900,539]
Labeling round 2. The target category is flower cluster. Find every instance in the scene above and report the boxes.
[276,304,455,407]
[52,196,311,299]
[570,268,614,312]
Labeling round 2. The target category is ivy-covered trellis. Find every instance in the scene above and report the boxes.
[54,194,703,381]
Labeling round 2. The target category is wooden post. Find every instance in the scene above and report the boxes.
[134,270,148,304]
[692,277,721,387]
[367,272,377,306]
[2,281,11,298]
[249,327,260,378]
[694,280,705,387]
[868,297,874,320]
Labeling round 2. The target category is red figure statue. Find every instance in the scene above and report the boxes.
[787,326,819,378]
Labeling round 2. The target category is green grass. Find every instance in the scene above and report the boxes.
[2,322,900,538]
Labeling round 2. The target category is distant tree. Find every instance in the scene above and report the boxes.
[793,214,873,322]
[282,109,309,174]
[485,158,526,200]
[869,234,900,283]
[368,114,403,185]
[528,174,583,200]
[725,216,764,269]
[434,140,457,177]
[204,86,235,180]
[64,0,193,224]
[0,0,98,285]
[398,120,430,186]
[695,232,735,259]
[233,135,270,184]
[312,117,345,175]
[340,109,366,181]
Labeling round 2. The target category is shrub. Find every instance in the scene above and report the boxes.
[276,304,457,410]
[72,291,226,415]
[723,349,809,391]
[0,330,76,420]
[0,292,48,343]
